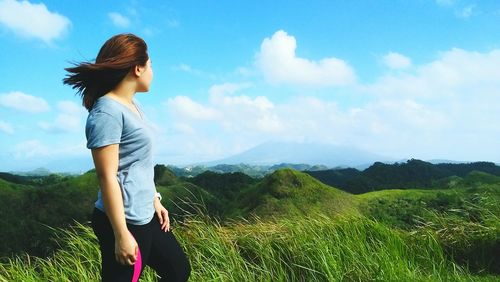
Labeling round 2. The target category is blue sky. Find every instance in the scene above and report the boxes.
[1,0,500,172]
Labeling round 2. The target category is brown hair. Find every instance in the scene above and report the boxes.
[63,33,149,111]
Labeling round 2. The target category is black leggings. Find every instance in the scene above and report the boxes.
[91,208,191,282]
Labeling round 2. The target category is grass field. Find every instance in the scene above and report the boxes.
[1,208,498,281]
[1,169,499,281]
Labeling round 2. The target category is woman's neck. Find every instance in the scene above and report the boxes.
[105,72,138,105]
[106,89,135,105]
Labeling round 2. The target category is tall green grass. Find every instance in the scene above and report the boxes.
[357,185,500,276]
[1,210,497,281]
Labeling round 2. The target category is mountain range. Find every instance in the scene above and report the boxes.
[6,141,492,176]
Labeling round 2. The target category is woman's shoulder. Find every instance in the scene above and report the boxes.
[89,96,123,118]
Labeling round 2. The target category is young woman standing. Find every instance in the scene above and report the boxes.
[64,33,191,282]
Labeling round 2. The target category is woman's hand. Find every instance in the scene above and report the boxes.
[114,231,138,265]
[154,197,170,232]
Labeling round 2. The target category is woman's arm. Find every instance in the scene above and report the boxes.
[91,144,137,265]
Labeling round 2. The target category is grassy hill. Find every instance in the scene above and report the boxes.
[0,168,223,257]
[1,164,500,279]
[1,211,498,281]
[234,168,358,220]
[356,172,500,274]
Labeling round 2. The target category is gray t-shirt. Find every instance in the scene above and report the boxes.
[85,95,156,225]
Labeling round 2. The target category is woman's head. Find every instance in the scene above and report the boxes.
[63,33,152,111]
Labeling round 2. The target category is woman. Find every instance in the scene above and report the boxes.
[63,33,191,282]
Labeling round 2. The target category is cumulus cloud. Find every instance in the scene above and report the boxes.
[172,122,195,135]
[108,12,130,28]
[456,5,475,18]
[161,85,454,162]
[39,101,86,133]
[12,139,50,159]
[208,82,251,97]
[0,91,50,113]
[165,96,220,121]
[208,83,281,133]
[435,0,476,19]
[171,63,218,80]
[173,63,204,76]
[0,120,13,134]
[383,52,412,69]
[10,139,88,161]
[160,46,500,163]
[0,0,70,43]
[165,83,283,135]
[167,19,179,28]
[255,30,356,86]
[366,48,500,98]
[358,47,500,160]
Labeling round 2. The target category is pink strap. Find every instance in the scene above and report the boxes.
[130,232,142,282]
[132,247,142,282]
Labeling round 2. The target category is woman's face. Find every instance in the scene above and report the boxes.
[136,58,153,92]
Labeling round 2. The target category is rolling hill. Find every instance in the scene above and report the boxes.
[234,168,358,220]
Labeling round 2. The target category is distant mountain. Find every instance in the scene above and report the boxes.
[8,167,52,176]
[166,162,331,179]
[425,159,481,165]
[4,156,93,176]
[198,141,394,169]
[269,163,329,171]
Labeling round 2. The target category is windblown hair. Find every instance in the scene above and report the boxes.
[63,33,149,111]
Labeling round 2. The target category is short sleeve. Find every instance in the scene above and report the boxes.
[85,111,123,149]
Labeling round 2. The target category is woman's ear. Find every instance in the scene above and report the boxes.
[134,65,144,77]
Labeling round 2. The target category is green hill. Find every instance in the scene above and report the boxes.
[236,168,358,220]
[306,159,500,194]
[2,164,500,276]
[460,170,500,186]
[0,178,26,190]
[184,170,257,198]
[154,164,179,186]
[355,175,500,274]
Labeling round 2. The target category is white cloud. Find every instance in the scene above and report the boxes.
[208,83,281,133]
[365,48,500,98]
[256,30,356,87]
[165,96,220,121]
[174,63,203,76]
[173,122,195,135]
[357,47,500,160]
[108,12,130,28]
[167,19,179,28]
[0,0,70,43]
[235,67,254,77]
[0,120,13,134]
[160,46,500,163]
[456,5,475,18]
[172,63,218,79]
[38,101,86,133]
[162,83,285,159]
[435,0,476,19]
[208,83,251,97]
[12,139,50,159]
[0,91,50,113]
[383,52,412,69]
[160,87,454,163]
[10,139,88,161]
